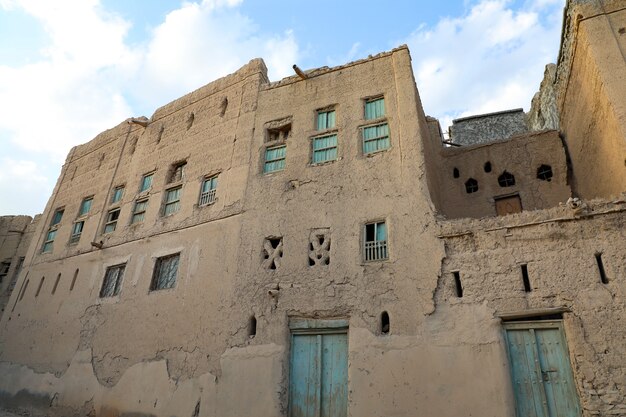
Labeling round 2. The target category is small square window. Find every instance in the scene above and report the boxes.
[99,264,125,298]
[163,186,182,216]
[264,145,286,173]
[363,123,390,154]
[111,186,124,204]
[78,197,93,217]
[131,199,148,224]
[139,173,154,192]
[312,134,338,164]
[169,162,187,183]
[199,175,218,206]
[363,221,387,261]
[317,109,336,130]
[151,253,180,291]
[365,97,385,120]
[103,208,121,234]
[69,221,84,244]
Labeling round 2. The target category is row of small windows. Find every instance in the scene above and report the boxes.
[263,97,389,174]
[455,164,553,194]
[42,167,219,253]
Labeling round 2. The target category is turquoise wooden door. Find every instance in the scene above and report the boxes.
[289,321,348,417]
[504,321,581,417]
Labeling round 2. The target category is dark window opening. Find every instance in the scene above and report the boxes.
[596,253,608,284]
[537,164,553,181]
[187,112,195,130]
[70,269,79,291]
[484,161,492,173]
[453,167,460,178]
[51,273,61,295]
[521,265,531,292]
[100,264,126,297]
[249,316,257,337]
[453,271,463,297]
[267,124,291,142]
[380,311,390,334]
[35,276,45,297]
[150,253,180,291]
[465,178,478,193]
[504,313,563,322]
[220,97,228,117]
[498,171,516,187]
[169,161,187,183]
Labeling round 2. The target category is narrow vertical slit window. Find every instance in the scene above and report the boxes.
[70,269,79,291]
[51,273,61,295]
[595,253,609,284]
[249,316,257,337]
[35,276,45,297]
[453,271,463,297]
[380,311,390,334]
[521,264,531,292]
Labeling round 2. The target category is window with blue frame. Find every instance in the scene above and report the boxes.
[264,145,286,173]
[110,185,124,204]
[365,97,385,120]
[199,175,218,206]
[363,97,389,154]
[139,172,154,192]
[78,197,93,217]
[363,221,388,261]
[311,134,338,164]
[317,109,336,130]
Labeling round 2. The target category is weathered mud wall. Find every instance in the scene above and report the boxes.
[449,109,528,146]
[0,216,34,315]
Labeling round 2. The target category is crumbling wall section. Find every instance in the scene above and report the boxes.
[448,109,528,146]
[0,215,35,316]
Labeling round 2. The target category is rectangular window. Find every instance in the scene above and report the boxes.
[151,253,180,291]
[312,134,338,164]
[69,221,84,244]
[264,145,286,173]
[99,264,125,298]
[111,186,124,204]
[317,109,336,130]
[169,162,186,183]
[163,186,182,216]
[42,230,57,253]
[78,197,93,216]
[140,172,154,192]
[199,175,218,206]
[0,262,10,283]
[51,208,64,226]
[42,208,64,253]
[364,221,388,261]
[103,208,121,234]
[365,97,385,120]
[131,199,148,224]
[363,123,390,154]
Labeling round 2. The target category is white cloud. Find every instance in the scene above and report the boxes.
[0,157,52,215]
[404,0,564,131]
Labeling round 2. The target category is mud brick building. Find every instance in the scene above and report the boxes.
[0,0,624,416]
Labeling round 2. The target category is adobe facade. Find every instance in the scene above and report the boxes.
[0,1,625,416]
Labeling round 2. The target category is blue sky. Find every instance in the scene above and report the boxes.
[0,0,565,216]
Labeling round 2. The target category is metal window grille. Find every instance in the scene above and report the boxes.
[365,97,385,120]
[69,221,84,244]
[317,110,336,130]
[264,145,286,173]
[151,254,180,290]
[163,187,181,215]
[199,176,218,206]
[465,178,479,193]
[312,134,338,164]
[140,173,153,192]
[363,123,390,154]
[364,222,388,261]
[99,264,125,297]
[498,171,516,187]
[537,165,553,181]
[132,199,148,223]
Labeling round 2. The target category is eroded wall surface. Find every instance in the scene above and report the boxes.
[0,216,34,315]
[448,109,528,146]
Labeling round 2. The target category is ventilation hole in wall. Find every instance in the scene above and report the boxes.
[70,269,79,291]
[453,167,459,178]
[381,311,390,335]
[484,161,492,173]
[220,97,228,117]
[537,164,553,181]
[465,178,478,193]
[157,125,165,144]
[309,257,315,266]
[35,276,45,297]
[18,279,29,302]
[192,399,201,417]
[249,315,257,338]
[618,27,625,34]
[521,264,531,292]
[596,253,608,284]
[51,273,61,295]
[498,171,516,187]
[187,112,195,130]
[453,271,463,297]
